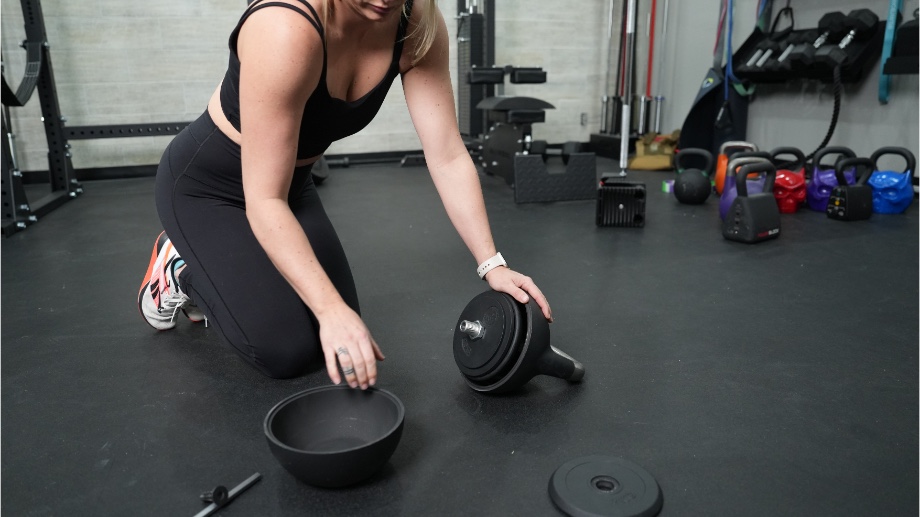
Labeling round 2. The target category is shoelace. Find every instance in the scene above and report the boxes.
[158,292,190,321]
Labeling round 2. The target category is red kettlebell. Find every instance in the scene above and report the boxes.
[770,147,807,214]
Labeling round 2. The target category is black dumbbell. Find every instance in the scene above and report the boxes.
[813,9,879,68]
[783,12,849,70]
[766,30,818,71]
[740,39,781,72]
[527,140,582,165]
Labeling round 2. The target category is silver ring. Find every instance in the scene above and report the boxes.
[342,367,355,376]
[336,347,349,357]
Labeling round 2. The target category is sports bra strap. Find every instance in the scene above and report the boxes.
[393,0,414,60]
[239,0,324,40]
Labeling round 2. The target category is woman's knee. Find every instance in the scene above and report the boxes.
[245,329,319,379]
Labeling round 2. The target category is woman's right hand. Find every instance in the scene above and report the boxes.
[317,303,385,389]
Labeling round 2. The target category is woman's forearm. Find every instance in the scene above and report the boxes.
[246,199,346,316]
[427,154,499,266]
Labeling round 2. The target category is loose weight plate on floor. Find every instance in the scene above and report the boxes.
[549,455,662,517]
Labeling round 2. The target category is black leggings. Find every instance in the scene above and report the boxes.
[155,111,359,378]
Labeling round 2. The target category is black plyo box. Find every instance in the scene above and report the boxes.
[596,180,646,227]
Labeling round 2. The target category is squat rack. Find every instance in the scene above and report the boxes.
[1,0,189,236]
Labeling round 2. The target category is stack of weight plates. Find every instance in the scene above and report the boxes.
[453,291,528,391]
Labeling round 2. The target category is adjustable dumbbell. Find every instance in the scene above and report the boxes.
[813,9,879,69]
[782,12,849,70]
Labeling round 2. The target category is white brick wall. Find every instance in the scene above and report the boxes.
[1,0,619,171]
[3,0,916,171]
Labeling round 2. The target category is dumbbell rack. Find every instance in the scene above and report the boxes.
[734,26,886,84]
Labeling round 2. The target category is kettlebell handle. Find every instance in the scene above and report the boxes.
[814,146,856,171]
[869,147,916,175]
[538,346,586,383]
[835,157,875,186]
[727,155,772,185]
[770,147,806,173]
[727,152,773,176]
[735,162,776,197]
[719,140,758,155]
[673,148,714,174]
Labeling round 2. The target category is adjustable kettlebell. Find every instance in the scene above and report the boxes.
[719,152,773,220]
[453,290,585,394]
[827,157,874,221]
[868,147,916,214]
[806,146,857,212]
[715,141,758,194]
[770,147,807,214]
[722,161,781,243]
[672,148,714,204]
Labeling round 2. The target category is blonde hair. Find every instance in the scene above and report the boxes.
[321,0,439,65]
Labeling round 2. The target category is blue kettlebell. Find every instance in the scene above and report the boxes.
[868,147,916,214]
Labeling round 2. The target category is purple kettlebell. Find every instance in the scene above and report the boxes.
[806,146,857,212]
[719,152,773,220]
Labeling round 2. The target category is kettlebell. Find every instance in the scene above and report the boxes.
[715,141,758,194]
[806,146,857,212]
[672,148,714,204]
[770,147,807,214]
[453,290,585,394]
[827,157,875,221]
[718,152,773,220]
[722,161,781,243]
[868,147,916,214]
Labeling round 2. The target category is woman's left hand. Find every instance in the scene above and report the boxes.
[483,267,553,322]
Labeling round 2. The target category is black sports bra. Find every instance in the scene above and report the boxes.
[220,0,413,160]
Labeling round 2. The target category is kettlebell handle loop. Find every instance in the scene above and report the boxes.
[814,146,856,172]
[835,157,875,186]
[769,146,806,173]
[869,147,916,176]
[727,156,772,190]
[673,148,714,174]
[727,152,772,177]
[736,162,777,197]
[719,140,758,155]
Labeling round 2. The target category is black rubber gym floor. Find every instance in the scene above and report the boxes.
[3,161,918,516]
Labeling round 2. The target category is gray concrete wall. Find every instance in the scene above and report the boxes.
[2,0,917,172]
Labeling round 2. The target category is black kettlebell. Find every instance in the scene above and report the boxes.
[453,291,585,394]
[673,148,714,204]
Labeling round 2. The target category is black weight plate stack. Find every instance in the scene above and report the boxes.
[549,456,663,517]
[453,291,524,384]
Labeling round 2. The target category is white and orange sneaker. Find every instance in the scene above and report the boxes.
[137,231,204,330]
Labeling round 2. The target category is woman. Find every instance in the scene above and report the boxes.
[138,0,552,389]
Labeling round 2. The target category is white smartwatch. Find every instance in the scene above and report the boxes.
[477,252,507,280]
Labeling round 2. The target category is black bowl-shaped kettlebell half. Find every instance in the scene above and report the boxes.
[264,385,405,488]
[453,290,585,394]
